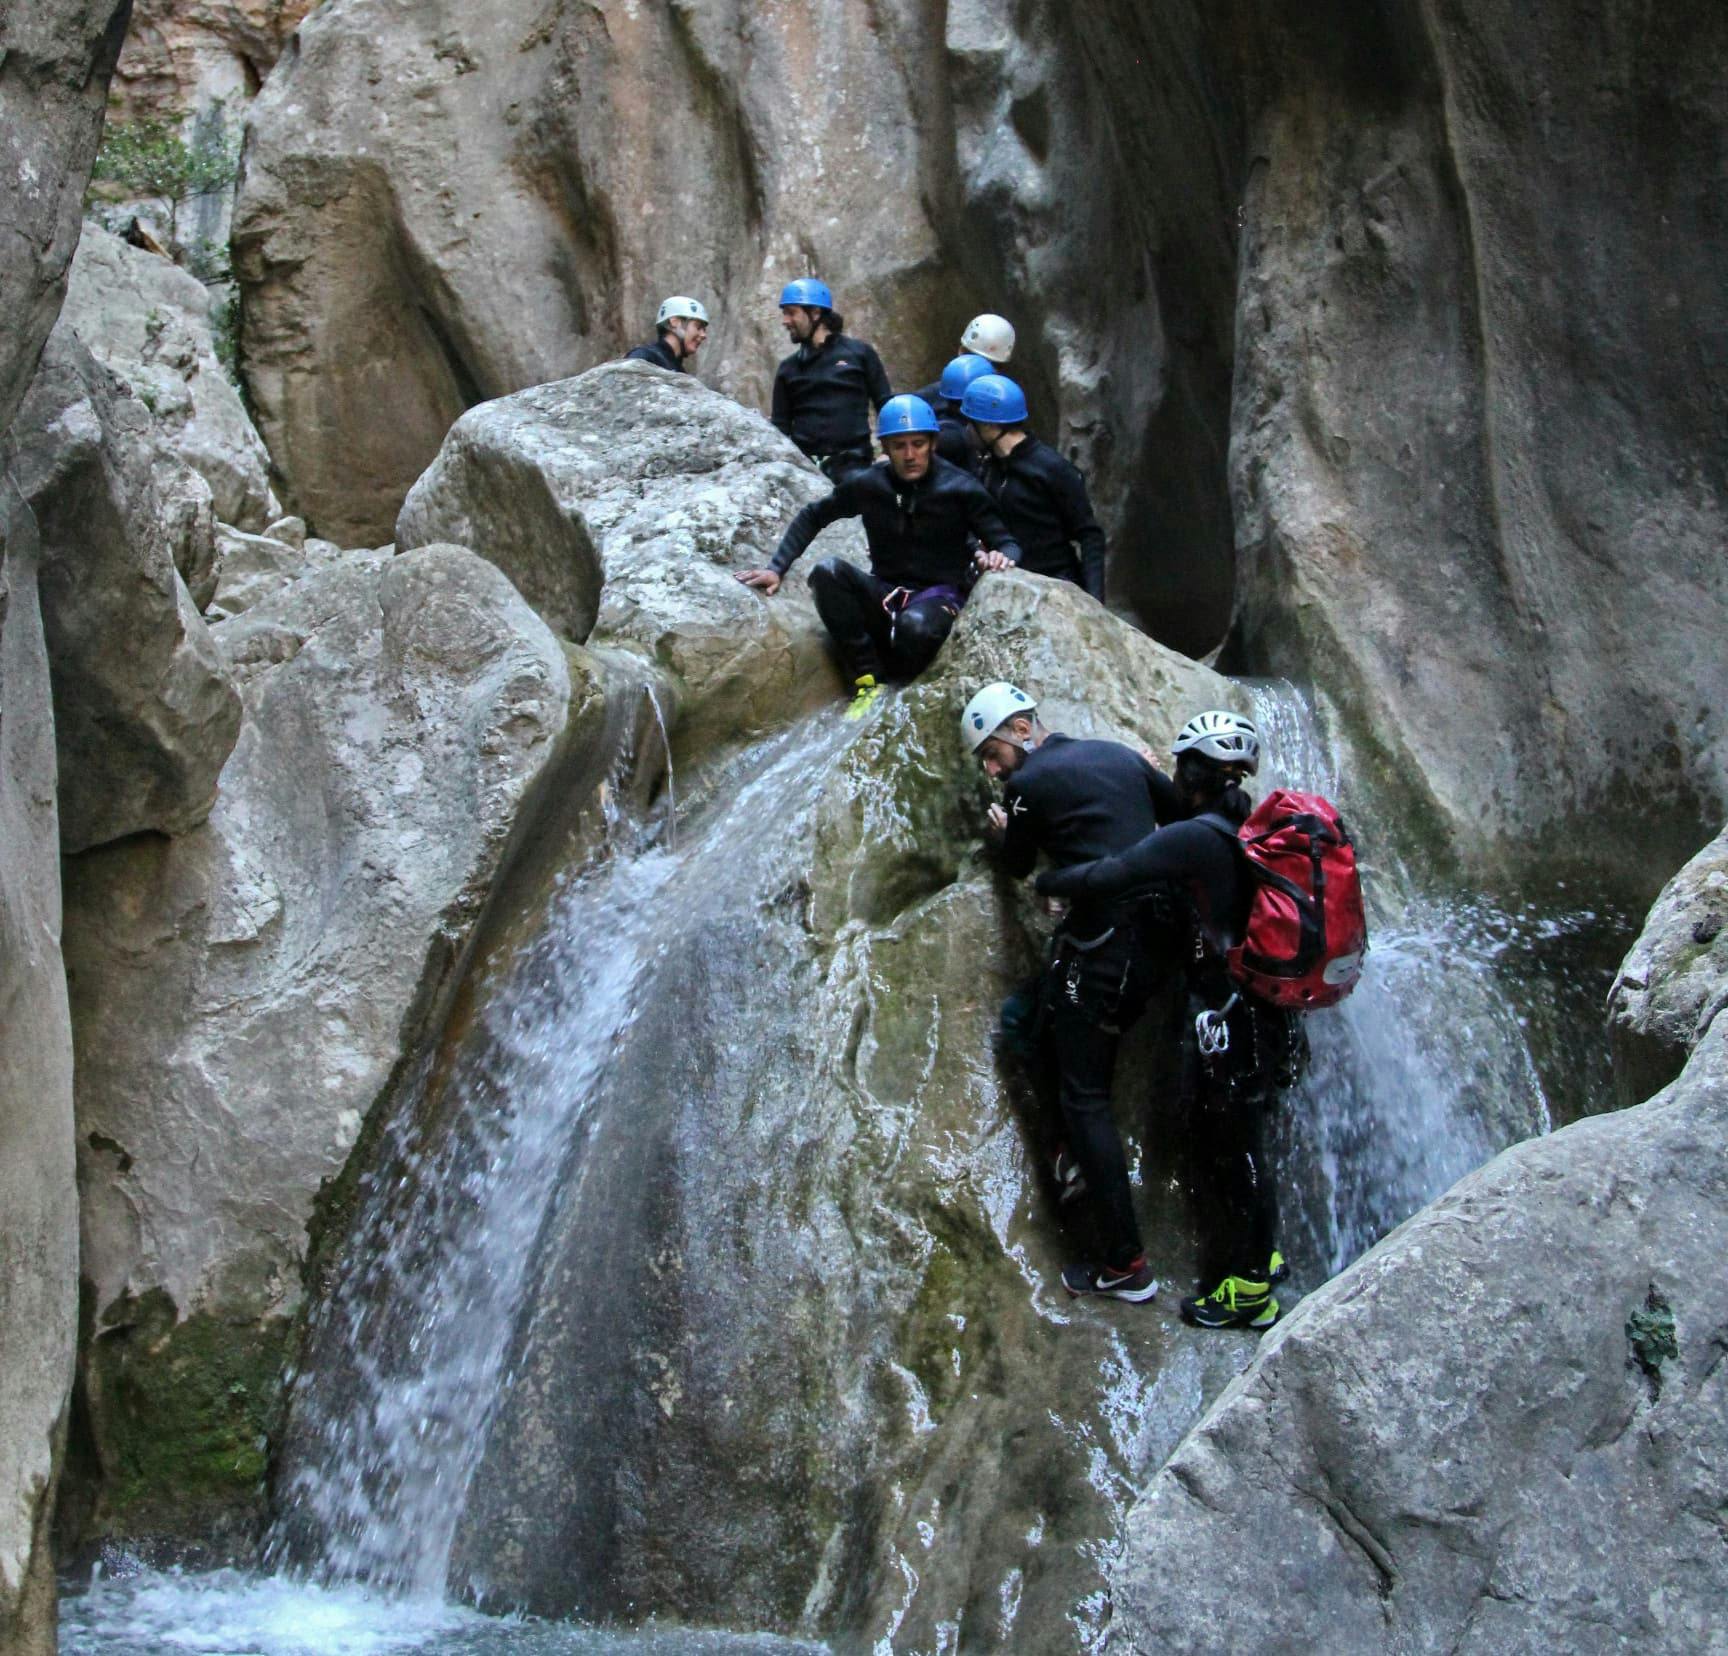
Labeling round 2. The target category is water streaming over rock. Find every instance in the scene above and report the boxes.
[63,672,1626,1653]
[263,706,858,1607]
[1247,679,1621,1275]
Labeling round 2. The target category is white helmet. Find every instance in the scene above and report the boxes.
[960,313,1015,363]
[1172,710,1260,774]
[961,681,1037,753]
[657,295,710,326]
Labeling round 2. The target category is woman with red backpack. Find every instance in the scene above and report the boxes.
[1037,710,1366,1330]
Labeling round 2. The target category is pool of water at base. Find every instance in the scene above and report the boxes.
[59,1565,829,1656]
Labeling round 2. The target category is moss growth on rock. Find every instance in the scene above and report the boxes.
[85,1289,288,1540]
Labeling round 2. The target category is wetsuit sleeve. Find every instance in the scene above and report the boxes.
[1055,459,1107,600]
[864,344,893,410]
[996,780,1039,878]
[771,364,792,438]
[1035,821,1201,900]
[969,487,1023,565]
[769,479,859,575]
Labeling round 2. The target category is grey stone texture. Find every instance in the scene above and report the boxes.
[62,222,280,531]
[0,496,80,1656]
[64,544,571,1372]
[1609,823,1728,1104]
[0,0,133,441]
[398,360,861,744]
[7,326,240,852]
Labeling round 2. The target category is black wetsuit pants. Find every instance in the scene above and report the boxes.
[1184,991,1300,1285]
[807,557,960,683]
[1045,924,1152,1271]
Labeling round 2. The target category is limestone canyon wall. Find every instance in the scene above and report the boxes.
[234,0,1728,886]
[0,4,132,1648]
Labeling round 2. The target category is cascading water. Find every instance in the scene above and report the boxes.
[1246,679,1622,1275]
[61,672,1627,1655]
[268,702,854,1589]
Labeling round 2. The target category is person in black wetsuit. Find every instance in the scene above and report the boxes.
[961,680,1187,1302]
[961,375,1107,601]
[770,278,893,482]
[1036,709,1305,1331]
[738,397,1022,718]
[928,354,993,475]
[623,296,710,372]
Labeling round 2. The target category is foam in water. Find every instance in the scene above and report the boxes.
[60,1563,829,1654]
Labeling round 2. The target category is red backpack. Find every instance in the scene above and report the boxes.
[1203,790,1367,1009]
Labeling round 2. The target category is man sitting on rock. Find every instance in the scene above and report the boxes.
[963,681,1181,1303]
[1036,711,1305,1330]
[963,374,1107,601]
[738,395,1021,719]
[770,278,893,483]
[623,296,710,372]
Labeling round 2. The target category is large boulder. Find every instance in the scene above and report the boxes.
[60,544,575,1542]
[231,0,955,547]
[0,498,79,1656]
[399,360,863,745]
[0,0,132,440]
[62,222,280,531]
[6,327,239,852]
[282,568,1265,1648]
[1609,823,1728,1104]
[1109,864,1728,1653]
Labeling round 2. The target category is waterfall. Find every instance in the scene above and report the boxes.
[263,705,855,1601]
[1245,679,1618,1276]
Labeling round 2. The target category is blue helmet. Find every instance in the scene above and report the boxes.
[938,353,996,403]
[778,277,833,310]
[877,395,941,439]
[960,373,1028,425]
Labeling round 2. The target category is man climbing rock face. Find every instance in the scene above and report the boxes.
[1037,711,1303,1330]
[963,374,1108,601]
[770,277,892,483]
[963,681,1182,1302]
[737,397,1021,719]
[623,295,710,372]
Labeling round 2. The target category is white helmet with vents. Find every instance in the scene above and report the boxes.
[1172,710,1260,773]
[657,295,710,325]
[961,682,1037,753]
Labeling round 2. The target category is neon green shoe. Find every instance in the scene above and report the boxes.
[845,675,884,720]
[1180,1274,1280,1330]
[1268,1249,1289,1285]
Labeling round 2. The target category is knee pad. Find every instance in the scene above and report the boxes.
[808,556,850,593]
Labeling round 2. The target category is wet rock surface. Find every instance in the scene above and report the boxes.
[284,568,1263,1647]
[1609,823,1728,1104]
[62,223,279,532]
[6,326,240,852]
[1108,833,1728,1654]
[60,544,574,1540]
